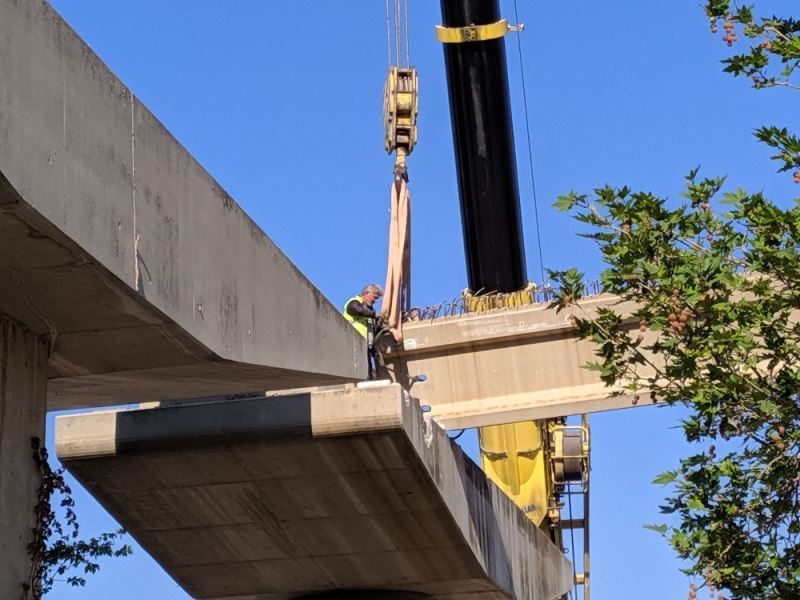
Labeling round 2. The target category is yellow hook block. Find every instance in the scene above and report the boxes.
[383,66,419,165]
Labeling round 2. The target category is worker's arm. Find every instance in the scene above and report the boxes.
[346,300,376,319]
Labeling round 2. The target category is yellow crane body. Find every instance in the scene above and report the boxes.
[479,421,550,527]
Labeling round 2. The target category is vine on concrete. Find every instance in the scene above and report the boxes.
[23,437,131,599]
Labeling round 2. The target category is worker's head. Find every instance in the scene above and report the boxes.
[361,283,383,307]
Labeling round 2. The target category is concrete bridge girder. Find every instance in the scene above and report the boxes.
[56,385,574,600]
[380,295,654,430]
[0,0,367,412]
[1,0,367,592]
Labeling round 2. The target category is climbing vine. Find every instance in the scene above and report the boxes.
[23,437,131,599]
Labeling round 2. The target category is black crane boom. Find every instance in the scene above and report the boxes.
[440,0,528,294]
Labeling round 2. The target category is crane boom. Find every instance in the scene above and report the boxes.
[439,0,527,294]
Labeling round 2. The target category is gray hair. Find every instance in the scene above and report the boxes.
[362,283,383,296]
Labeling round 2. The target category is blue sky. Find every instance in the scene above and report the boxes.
[43,1,796,598]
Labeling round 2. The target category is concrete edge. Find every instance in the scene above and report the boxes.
[55,384,404,461]
[398,394,575,600]
[431,389,651,430]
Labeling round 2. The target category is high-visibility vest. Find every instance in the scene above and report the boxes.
[342,295,372,339]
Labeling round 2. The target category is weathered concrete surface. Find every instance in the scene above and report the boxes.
[0,314,47,598]
[0,0,366,410]
[379,296,651,430]
[56,385,573,600]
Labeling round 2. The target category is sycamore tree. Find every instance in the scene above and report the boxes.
[549,3,799,598]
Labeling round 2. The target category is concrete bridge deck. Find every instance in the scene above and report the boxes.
[56,385,573,600]
[0,0,366,412]
[1,1,365,593]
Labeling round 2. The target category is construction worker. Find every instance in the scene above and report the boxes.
[343,284,383,379]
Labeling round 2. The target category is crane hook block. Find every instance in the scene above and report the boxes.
[383,66,419,165]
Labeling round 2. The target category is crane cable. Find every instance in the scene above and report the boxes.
[404,0,410,68]
[394,0,401,67]
[511,6,581,596]
[385,0,411,68]
[512,0,546,285]
[381,0,415,342]
[385,0,392,67]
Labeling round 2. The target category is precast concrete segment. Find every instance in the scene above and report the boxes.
[0,314,48,598]
[378,295,655,429]
[0,0,366,410]
[56,384,573,600]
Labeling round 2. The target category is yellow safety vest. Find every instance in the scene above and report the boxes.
[342,295,372,339]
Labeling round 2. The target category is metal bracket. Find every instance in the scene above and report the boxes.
[435,19,524,44]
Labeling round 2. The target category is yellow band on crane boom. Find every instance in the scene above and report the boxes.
[435,19,518,44]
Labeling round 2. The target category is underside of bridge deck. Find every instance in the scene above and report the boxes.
[0,0,367,412]
[56,384,574,600]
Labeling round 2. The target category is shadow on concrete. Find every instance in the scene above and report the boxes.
[113,393,313,454]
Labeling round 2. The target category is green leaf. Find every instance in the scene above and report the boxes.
[653,470,679,485]
[644,523,669,535]
[686,497,705,511]
[553,192,583,212]
[759,399,780,416]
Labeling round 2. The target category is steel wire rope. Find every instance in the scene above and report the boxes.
[386,0,410,67]
[394,0,402,67]
[385,2,411,67]
[404,0,410,67]
[566,486,579,600]
[385,0,392,66]
[511,0,546,285]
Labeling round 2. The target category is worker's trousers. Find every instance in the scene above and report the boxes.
[367,329,377,380]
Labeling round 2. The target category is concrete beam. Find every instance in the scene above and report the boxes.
[56,384,573,600]
[0,314,47,598]
[0,0,366,410]
[379,296,652,429]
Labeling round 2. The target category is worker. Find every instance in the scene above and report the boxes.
[343,284,383,379]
